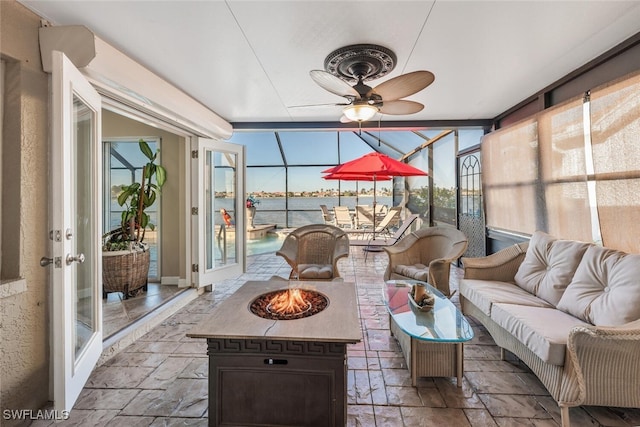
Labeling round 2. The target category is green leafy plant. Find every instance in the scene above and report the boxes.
[103,139,167,251]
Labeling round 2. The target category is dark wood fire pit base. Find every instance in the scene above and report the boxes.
[208,338,347,426]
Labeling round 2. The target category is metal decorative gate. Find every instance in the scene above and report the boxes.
[458,152,485,257]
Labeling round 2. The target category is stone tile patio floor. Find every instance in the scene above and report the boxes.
[35,247,640,426]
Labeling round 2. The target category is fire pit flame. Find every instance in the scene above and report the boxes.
[267,289,311,315]
[250,288,329,320]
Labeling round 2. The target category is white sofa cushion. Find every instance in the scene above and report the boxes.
[460,279,553,317]
[557,246,640,326]
[514,231,591,306]
[491,303,591,365]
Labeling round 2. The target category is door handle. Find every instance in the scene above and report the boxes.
[40,256,62,268]
[66,253,85,265]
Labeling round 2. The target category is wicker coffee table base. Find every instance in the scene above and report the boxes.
[390,314,464,387]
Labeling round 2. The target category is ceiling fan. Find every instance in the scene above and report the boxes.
[304,44,435,122]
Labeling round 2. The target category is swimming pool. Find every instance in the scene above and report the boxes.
[246,233,285,256]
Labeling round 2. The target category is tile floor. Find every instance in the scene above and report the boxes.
[35,247,640,426]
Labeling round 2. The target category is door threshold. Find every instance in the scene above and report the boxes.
[99,287,199,366]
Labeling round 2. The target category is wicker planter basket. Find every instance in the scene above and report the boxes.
[102,244,149,299]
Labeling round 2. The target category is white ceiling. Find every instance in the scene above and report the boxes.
[19,1,640,125]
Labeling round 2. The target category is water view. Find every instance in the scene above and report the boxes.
[217,195,393,229]
[108,196,396,259]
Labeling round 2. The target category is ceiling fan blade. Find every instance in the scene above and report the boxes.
[371,70,435,101]
[288,102,351,109]
[379,100,424,115]
[310,70,360,99]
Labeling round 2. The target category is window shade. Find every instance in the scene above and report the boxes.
[590,72,640,253]
[538,98,592,242]
[482,70,640,254]
[483,119,538,234]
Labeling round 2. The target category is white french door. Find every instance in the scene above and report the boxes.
[191,138,245,287]
[50,51,103,412]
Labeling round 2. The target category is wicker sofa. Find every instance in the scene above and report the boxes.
[459,231,640,427]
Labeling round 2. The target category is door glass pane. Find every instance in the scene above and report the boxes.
[208,150,238,268]
[73,95,96,359]
[205,151,214,269]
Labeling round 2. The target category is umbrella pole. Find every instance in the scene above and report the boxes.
[372,176,377,240]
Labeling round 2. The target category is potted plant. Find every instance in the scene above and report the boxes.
[102,139,167,299]
[246,194,260,229]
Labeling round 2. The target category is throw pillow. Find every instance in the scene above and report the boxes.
[514,231,590,306]
[557,245,640,326]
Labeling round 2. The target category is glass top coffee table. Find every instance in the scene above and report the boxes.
[383,280,474,386]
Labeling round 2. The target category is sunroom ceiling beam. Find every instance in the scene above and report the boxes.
[399,130,453,162]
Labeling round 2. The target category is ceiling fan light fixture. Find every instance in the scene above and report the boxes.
[343,104,378,122]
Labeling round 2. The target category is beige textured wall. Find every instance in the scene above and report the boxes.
[102,110,186,280]
[0,1,52,418]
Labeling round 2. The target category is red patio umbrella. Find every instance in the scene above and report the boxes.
[323,152,427,238]
[323,152,427,177]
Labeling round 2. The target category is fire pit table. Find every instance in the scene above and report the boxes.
[188,279,362,427]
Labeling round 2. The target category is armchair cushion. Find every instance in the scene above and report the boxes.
[297,264,334,280]
[392,263,429,281]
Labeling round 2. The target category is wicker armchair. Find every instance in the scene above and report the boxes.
[383,226,468,296]
[276,224,350,280]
